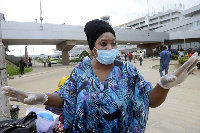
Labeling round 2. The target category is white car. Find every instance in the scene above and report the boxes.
[51,59,57,64]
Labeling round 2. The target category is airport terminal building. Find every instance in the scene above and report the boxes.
[117,4,200,53]
[70,4,200,58]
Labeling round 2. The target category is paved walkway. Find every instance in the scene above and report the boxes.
[7,58,200,133]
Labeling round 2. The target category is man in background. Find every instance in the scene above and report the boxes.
[159,46,171,77]
[19,57,25,75]
[139,51,144,66]
[48,56,51,67]
[128,52,132,62]
[132,51,136,63]
[83,55,90,62]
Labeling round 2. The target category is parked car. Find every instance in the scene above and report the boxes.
[51,58,57,64]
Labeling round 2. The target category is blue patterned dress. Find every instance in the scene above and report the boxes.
[57,59,153,133]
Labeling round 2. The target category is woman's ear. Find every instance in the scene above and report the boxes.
[92,48,97,57]
[92,48,95,54]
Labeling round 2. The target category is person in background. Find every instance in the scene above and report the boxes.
[116,54,121,60]
[48,56,51,67]
[188,50,194,58]
[19,57,25,75]
[83,55,91,62]
[27,57,32,67]
[28,57,32,64]
[27,62,32,67]
[139,51,144,65]
[124,53,127,61]
[43,57,47,67]
[2,19,200,133]
[132,51,136,63]
[179,51,184,57]
[159,46,171,77]
[128,52,132,62]
[80,55,84,62]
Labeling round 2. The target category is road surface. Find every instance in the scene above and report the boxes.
[7,59,200,133]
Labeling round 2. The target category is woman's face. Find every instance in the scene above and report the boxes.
[92,32,117,55]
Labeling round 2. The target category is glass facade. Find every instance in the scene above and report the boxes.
[171,42,200,51]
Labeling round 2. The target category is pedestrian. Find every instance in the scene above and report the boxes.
[132,51,136,63]
[43,57,47,67]
[179,51,184,58]
[128,52,132,62]
[124,53,127,61]
[116,54,121,60]
[83,55,91,62]
[28,57,32,64]
[19,57,25,75]
[27,62,32,67]
[48,56,51,67]
[80,55,84,62]
[139,51,143,65]
[188,50,194,58]
[2,19,199,133]
[159,46,171,77]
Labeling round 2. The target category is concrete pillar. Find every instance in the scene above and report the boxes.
[62,50,69,65]
[56,40,76,65]
[0,42,10,120]
[137,42,164,57]
[146,47,153,57]
[0,13,10,120]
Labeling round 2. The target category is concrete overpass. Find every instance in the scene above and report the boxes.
[1,21,169,64]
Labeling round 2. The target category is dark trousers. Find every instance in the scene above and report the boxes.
[48,62,51,67]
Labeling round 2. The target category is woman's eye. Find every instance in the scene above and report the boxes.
[100,42,107,46]
[112,42,117,46]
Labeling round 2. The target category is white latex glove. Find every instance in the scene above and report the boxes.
[1,86,48,105]
[158,52,200,89]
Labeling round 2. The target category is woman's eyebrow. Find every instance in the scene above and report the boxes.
[100,39,116,41]
[100,39,107,41]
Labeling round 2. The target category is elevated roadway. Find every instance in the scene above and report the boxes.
[1,21,170,64]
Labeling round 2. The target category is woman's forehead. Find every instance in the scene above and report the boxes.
[98,32,116,41]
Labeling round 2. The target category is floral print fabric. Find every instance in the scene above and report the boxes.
[58,59,153,133]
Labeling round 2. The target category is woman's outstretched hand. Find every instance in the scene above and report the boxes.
[158,52,200,89]
[1,86,48,105]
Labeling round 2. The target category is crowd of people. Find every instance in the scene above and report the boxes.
[42,56,52,67]
[114,50,145,65]
[171,48,200,58]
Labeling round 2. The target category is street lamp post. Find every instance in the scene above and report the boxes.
[40,0,43,31]
[184,17,186,46]
[0,13,10,120]
[147,0,150,36]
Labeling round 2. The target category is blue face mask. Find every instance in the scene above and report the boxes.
[95,48,118,65]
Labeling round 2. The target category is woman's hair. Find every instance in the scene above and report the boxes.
[84,19,115,51]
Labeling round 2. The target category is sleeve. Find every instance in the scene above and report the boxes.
[126,62,153,94]
[126,62,153,131]
[160,52,162,59]
[57,68,79,130]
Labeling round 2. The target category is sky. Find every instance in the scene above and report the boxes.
[0,0,200,56]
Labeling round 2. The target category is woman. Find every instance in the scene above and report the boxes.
[2,19,199,133]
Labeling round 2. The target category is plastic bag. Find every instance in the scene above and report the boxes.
[26,106,59,133]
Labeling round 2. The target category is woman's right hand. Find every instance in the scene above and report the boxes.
[158,52,199,89]
[1,86,48,105]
